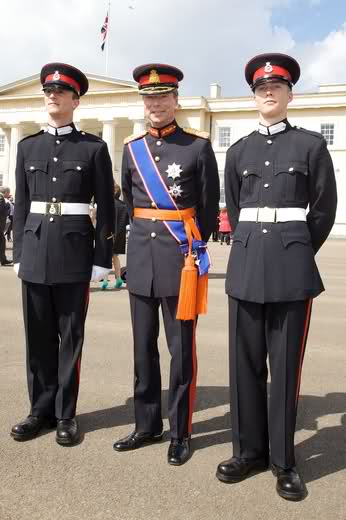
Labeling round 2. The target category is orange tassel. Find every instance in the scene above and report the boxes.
[176,254,198,321]
[196,273,208,315]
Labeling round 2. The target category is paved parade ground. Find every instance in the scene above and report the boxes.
[0,239,345,520]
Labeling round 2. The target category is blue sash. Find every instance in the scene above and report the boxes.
[128,137,210,275]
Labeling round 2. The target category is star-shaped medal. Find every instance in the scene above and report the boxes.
[168,184,183,198]
[166,163,183,180]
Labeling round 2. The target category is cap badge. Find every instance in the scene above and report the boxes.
[149,69,161,84]
[166,163,182,180]
[53,71,61,80]
[264,62,273,73]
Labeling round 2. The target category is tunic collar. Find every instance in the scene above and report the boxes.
[258,119,289,136]
[148,120,177,138]
[46,123,75,136]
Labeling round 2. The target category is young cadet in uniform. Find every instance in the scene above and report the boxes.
[216,54,337,500]
[113,64,220,465]
[11,63,114,445]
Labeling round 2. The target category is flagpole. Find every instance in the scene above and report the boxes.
[105,0,111,75]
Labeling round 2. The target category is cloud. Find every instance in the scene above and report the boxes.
[0,0,345,97]
[0,0,296,96]
[299,23,346,88]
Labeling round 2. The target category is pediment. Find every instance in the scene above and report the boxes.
[0,73,137,98]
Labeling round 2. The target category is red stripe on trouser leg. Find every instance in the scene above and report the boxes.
[188,320,198,434]
[295,299,313,405]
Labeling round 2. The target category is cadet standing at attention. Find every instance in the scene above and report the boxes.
[216,53,337,500]
[113,63,220,465]
[11,63,115,445]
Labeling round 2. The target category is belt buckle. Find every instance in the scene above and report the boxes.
[259,207,277,223]
[46,202,61,216]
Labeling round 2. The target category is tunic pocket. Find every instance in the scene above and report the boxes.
[280,230,315,290]
[25,160,48,197]
[239,167,262,204]
[22,217,42,271]
[274,161,308,203]
[62,220,93,273]
[62,160,88,195]
[227,230,251,286]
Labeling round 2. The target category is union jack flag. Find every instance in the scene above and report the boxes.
[101,12,108,51]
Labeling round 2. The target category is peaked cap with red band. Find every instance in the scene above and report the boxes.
[40,62,89,96]
[245,53,300,90]
[133,63,184,95]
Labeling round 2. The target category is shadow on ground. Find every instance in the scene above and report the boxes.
[79,387,346,483]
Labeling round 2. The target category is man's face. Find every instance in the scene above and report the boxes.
[254,80,293,120]
[44,87,79,119]
[143,92,178,128]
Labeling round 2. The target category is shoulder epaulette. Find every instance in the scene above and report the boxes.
[294,126,324,140]
[78,130,104,142]
[230,131,256,148]
[124,131,148,144]
[183,127,210,139]
[19,130,45,143]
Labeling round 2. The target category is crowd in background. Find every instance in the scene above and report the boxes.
[0,186,14,266]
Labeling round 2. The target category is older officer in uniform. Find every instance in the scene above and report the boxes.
[11,63,114,445]
[216,54,337,500]
[113,64,220,465]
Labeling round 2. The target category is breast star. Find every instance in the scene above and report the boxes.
[168,184,183,198]
[166,163,183,180]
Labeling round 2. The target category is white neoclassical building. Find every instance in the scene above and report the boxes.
[0,74,345,236]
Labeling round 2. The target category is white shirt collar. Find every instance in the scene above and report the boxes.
[46,124,74,136]
[258,120,287,136]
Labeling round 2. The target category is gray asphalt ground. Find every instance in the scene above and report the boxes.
[0,239,345,520]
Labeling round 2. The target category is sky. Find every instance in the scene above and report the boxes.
[0,0,346,97]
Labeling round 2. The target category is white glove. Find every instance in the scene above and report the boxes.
[90,265,111,282]
[13,263,20,275]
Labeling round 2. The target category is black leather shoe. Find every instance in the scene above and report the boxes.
[11,415,57,441]
[56,418,80,446]
[216,456,269,483]
[167,437,191,466]
[113,430,163,452]
[272,464,307,501]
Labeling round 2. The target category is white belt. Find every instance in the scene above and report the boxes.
[239,207,306,223]
[30,201,90,216]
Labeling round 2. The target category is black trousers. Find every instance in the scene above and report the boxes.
[129,293,197,439]
[22,281,90,419]
[228,297,312,469]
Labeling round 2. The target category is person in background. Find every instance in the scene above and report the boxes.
[218,207,232,245]
[0,186,12,265]
[212,210,220,242]
[5,192,14,242]
[101,181,129,289]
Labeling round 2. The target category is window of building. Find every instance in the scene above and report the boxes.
[321,123,334,145]
[0,173,3,186]
[0,135,5,153]
[218,127,231,148]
